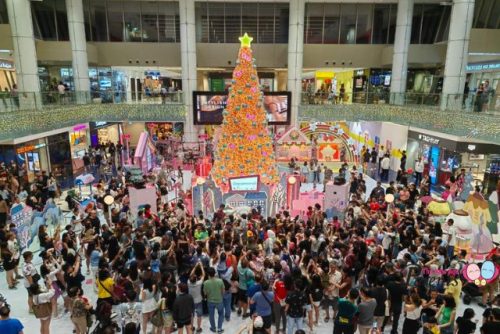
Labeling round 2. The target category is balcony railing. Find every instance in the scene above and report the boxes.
[0,90,184,112]
[301,91,500,115]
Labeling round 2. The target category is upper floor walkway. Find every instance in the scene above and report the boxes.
[0,91,498,144]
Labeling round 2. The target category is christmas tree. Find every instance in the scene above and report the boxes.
[211,33,279,186]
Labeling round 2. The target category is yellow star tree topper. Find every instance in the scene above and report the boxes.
[211,33,279,186]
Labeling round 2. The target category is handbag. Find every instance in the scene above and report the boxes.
[33,296,52,319]
[31,273,41,284]
[150,298,165,327]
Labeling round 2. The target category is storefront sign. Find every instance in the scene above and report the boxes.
[466,62,500,72]
[0,60,14,70]
[73,124,87,131]
[418,134,440,145]
[16,143,46,154]
[95,121,108,127]
[315,71,334,78]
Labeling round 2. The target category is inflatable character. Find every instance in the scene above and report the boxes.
[459,171,474,201]
[463,192,491,226]
[470,212,494,256]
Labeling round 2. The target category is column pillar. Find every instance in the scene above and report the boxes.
[5,0,41,109]
[66,0,90,103]
[390,0,413,105]
[287,0,305,126]
[179,0,197,142]
[440,0,475,111]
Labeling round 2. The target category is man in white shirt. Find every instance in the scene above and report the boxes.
[377,145,386,174]
[446,218,457,259]
[414,157,424,186]
[323,260,342,321]
[380,154,391,182]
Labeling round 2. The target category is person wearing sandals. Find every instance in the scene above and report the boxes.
[31,279,55,334]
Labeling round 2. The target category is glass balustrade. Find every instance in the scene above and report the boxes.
[0,90,184,113]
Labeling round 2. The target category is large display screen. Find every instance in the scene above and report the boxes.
[229,175,260,192]
[193,91,291,125]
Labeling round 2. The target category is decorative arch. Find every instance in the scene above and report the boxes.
[300,122,355,162]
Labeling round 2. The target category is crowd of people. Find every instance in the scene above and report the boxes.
[0,144,499,334]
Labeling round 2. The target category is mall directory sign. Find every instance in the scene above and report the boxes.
[193,91,291,125]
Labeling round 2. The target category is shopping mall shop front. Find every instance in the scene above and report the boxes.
[406,129,500,194]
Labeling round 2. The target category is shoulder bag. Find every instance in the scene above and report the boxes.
[33,295,52,319]
[98,279,118,305]
[151,298,165,327]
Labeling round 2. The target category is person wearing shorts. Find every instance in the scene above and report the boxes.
[172,283,195,334]
[250,281,274,334]
[323,260,341,322]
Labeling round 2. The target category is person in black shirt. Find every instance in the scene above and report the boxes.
[387,273,407,334]
[285,279,308,333]
[371,278,388,332]
[298,231,312,254]
[87,210,101,235]
[456,308,476,334]
[481,308,500,334]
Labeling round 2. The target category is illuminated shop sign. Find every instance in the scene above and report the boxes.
[16,143,46,154]
[466,63,500,72]
[418,134,440,145]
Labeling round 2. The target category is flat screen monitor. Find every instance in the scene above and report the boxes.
[229,175,260,192]
[193,91,291,125]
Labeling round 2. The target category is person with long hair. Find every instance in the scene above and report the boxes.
[309,274,323,327]
[436,295,456,334]
[1,236,18,290]
[402,292,422,334]
[141,278,157,334]
[30,279,55,334]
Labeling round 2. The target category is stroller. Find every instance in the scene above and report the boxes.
[90,301,120,334]
[462,281,483,305]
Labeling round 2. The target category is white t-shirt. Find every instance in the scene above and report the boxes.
[23,262,38,288]
[381,157,391,170]
[188,279,204,304]
[448,225,457,246]
[415,161,424,173]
